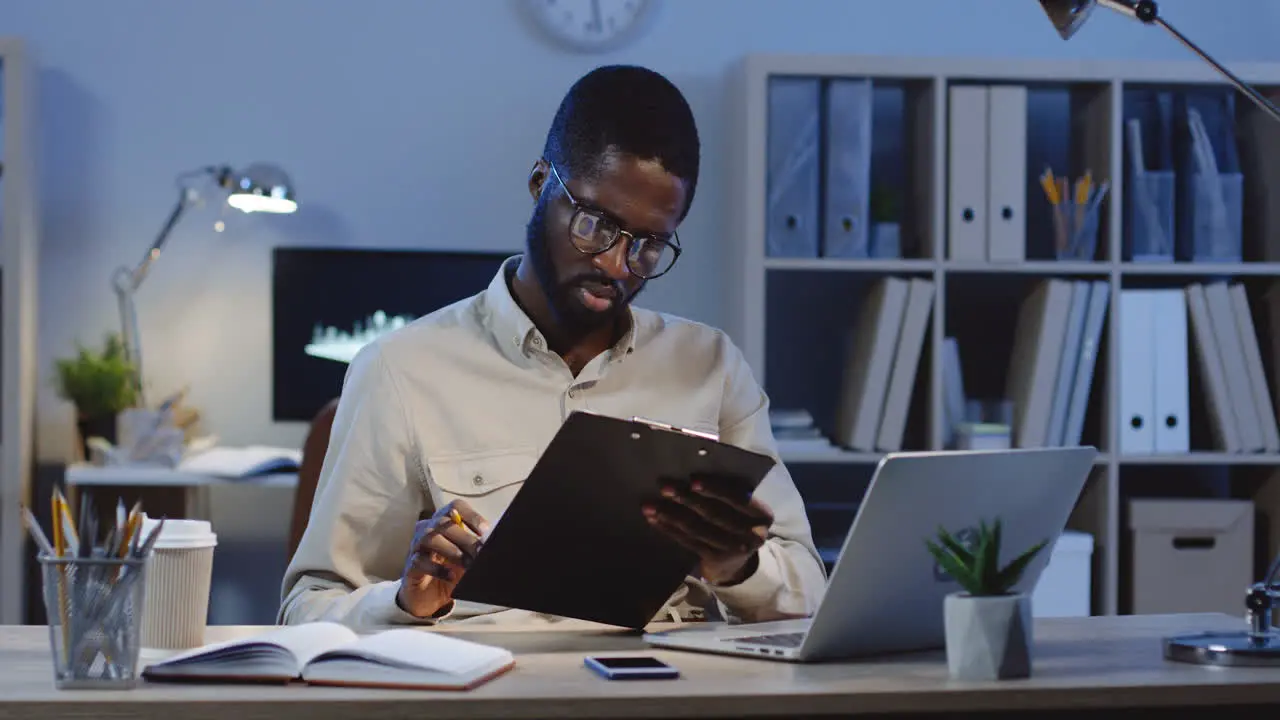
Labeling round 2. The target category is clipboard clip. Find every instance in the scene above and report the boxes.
[631,416,720,442]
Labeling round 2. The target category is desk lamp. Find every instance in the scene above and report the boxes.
[112,163,297,405]
[1042,0,1280,667]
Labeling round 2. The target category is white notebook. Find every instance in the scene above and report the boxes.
[177,445,302,477]
[142,622,515,690]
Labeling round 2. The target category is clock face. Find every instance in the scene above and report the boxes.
[524,0,659,53]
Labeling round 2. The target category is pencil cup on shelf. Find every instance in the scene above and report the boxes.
[40,554,148,689]
[138,515,217,654]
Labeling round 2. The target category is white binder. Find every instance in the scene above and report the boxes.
[1118,290,1156,454]
[947,85,988,261]
[1150,290,1190,453]
[986,85,1027,263]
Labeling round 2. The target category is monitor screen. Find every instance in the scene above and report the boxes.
[272,247,515,421]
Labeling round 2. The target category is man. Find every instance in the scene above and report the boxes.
[280,65,826,627]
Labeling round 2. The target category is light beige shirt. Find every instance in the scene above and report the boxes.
[279,256,827,628]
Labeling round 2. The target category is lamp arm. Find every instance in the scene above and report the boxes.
[1110,0,1280,125]
[109,165,227,405]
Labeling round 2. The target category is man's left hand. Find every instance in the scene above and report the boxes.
[643,475,774,586]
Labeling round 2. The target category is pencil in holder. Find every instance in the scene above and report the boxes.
[40,554,148,689]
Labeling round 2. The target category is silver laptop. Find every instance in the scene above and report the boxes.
[643,446,1097,662]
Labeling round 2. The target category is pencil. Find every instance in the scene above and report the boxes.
[449,508,465,527]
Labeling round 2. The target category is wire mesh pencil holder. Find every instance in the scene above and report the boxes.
[40,554,148,689]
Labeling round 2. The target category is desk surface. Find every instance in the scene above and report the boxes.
[3,613,1280,718]
[65,463,298,489]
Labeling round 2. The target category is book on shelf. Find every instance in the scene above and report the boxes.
[1001,279,1108,450]
[770,408,842,456]
[177,445,303,477]
[142,621,515,690]
[832,276,934,453]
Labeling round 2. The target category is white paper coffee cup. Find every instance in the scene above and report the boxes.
[138,515,217,651]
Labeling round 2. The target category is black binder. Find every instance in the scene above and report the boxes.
[451,411,776,629]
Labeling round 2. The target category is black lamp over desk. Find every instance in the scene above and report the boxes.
[112,163,297,406]
[1041,0,1280,124]
[1042,0,1280,667]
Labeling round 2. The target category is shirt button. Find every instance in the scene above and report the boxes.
[472,473,484,486]
[532,336,542,348]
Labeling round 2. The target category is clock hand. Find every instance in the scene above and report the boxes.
[589,0,602,32]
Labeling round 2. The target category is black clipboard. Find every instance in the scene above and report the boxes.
[451,411,776,629]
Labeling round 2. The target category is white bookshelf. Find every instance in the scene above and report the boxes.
[726,53,1280,617]
[0,37,39,625]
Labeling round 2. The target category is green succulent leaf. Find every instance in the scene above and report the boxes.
[996,537,1050,591]
[926,539,982,595]
[934,526,974,567]
[929,516,1051,596]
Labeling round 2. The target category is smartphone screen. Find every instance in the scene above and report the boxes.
[592,656,671,669]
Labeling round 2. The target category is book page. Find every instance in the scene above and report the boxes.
[157,621,358,671]
[178,445,303,477]
[320,629,512,676]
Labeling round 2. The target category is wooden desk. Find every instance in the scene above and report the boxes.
[2,613,1279,719]
[64,463,297,521]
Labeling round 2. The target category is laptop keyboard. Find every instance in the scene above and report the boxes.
[724,631,805,648]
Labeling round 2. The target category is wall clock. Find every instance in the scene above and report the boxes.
[522,0,661,54]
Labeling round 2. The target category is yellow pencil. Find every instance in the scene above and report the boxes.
[50,491,70,659]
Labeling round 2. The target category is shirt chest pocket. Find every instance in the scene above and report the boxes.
[423,447,538,522]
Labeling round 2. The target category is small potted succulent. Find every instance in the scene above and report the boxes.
[925,518,1048,681]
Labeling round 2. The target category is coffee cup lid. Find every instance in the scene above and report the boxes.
[139,514,217,549]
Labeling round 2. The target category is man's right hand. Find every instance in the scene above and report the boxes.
[396,499,490,619]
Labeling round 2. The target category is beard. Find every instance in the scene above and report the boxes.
[525,193,638,341]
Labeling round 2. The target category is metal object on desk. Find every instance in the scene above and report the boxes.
[1164,556,1280,667]
[40,554,149,689]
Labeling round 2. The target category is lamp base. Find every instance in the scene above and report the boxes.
[1164,631,1280,667]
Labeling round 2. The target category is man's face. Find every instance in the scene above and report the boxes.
[525,151,686,338]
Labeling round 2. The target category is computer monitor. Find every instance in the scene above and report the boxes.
[271,247,515,421]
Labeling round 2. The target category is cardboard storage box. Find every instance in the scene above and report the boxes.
[1129,499,1253,616]
[1032,531,1094,617]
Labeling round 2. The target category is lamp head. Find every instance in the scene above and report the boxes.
[1040,0,1097,39]
[219,163,297,214]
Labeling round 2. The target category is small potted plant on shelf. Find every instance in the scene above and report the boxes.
[51,333,139,460]
[925,517,1048,681]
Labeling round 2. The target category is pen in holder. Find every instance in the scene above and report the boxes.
[23,489,165,690]
[1042,167,1108,262]
[40,554,148,689]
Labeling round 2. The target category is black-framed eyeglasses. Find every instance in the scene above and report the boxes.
[548,162,682,280]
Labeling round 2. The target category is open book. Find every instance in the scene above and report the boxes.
[141,622,515,690]
[177,445,303,478]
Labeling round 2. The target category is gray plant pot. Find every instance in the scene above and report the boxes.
[943,592,1032,681]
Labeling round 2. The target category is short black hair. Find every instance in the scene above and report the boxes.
[542,65,700,221]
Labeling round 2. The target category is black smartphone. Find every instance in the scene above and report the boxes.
[583,655,679,680]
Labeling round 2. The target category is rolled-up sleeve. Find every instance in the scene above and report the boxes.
[278,341,436,627]
[707,335,828,623]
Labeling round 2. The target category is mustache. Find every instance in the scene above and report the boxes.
[563,274,621,292]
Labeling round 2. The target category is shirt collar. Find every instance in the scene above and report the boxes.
[481,254,643,366]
